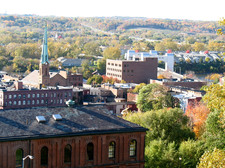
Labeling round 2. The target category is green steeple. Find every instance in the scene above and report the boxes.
[41,25,49,64]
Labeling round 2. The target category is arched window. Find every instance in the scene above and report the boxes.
[16,148,23,168]
[41,146,48,166]
[87,143,94,161]
[129,140,137,157]
[108,141,116,159]
[64,144,72,163]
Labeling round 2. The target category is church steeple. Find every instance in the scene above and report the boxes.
[41,25,49,64]
[39,24,50,86]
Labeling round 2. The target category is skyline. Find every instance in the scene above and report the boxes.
[0,0,224,21]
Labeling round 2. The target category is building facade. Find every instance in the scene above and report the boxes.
[106,58,158,83]
[0,87,73,109]
[0,106,147,168]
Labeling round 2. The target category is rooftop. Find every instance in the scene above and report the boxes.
[0,105,146,141]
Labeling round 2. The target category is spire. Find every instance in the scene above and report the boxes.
[41,24,49,64]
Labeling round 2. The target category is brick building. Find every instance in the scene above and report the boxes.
[106,58,158,84]
[22,26,83,88]
[0,106,147,168]
[0,82,73,109]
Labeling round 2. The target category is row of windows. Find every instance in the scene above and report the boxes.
[106,73,121,78]
[107,63,122,67]
[4,99,65,106]
[4,92,72,100]
[107,68,122,72]
[15,140,137,167]
[123,69,134,73]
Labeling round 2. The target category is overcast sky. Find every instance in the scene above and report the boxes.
[0,0,224,21]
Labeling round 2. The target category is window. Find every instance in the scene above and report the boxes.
[129,140,137,157]
[87,143,94,161]
[18,94,21,99]
[41,146,48,166]
[23,100,26,105]
[27,94,30,98]
[37,94,40,98]
[9,101,12,106]
[18,101,21,105]
[16,148,23,168]
[41,100,44,104]
[9,95,12,99]
[13,101,17,105]
[108,141,116,159]
[32,100,35,105]
[41,93,44,97]
[23,94,26,99]
[64,145,72,163]
[37,100,39,104]
[32,94,35,98]
[27,100,30,105]
[14,94,17,99]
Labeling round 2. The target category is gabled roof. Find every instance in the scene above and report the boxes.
[0,105,147,141]
[22,70,39,85]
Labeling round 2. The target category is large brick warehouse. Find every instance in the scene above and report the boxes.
[0,105,147,168]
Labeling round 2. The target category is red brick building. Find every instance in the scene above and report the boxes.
[0,106,147,168]
[0,86,73,110]
[106,58,158,84]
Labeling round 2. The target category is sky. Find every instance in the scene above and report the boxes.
[0,0,224,21]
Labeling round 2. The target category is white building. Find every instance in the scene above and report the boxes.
[125,50,174,71]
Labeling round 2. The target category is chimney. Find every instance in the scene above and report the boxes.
[38,84,42,89]
[15,81,23,90]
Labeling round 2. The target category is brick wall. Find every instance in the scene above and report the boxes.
[0,132,146,168]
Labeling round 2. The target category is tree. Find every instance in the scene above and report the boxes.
[185,102,210,138]
[87,75,103,85]
[137,83,177,112]
[123,108,195,144]
[124,108,195,167]
[193,42,206,52]
[97,59,106,74]
[178,140,205,168]
[132,83,146,93]
[83,42,101,56]
[198,148,225,168]
[103,47,121,60]
[145,139,178,168]
[203,110,225,150]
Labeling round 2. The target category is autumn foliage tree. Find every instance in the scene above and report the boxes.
[185,101,210,138]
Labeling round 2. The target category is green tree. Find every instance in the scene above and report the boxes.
[132,83,146,93]
[97,59,106,74]
[83,42,101,56]
[103,47,121,60]
[203,110,225,150]
[124,108,195,144]
[0,56,8,70]
[137,83,177,112]
[124,108,195,167]
[87,75,103,85]
[178,140,205,168]
[145,139,178,168]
